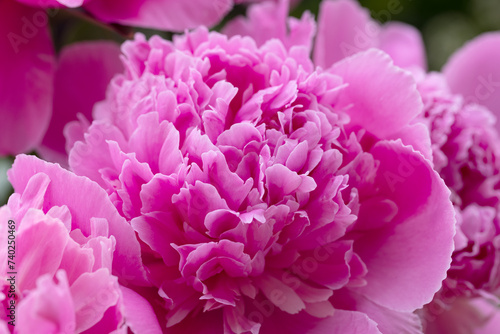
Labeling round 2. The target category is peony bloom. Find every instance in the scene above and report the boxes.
[0,154,161,333]
[65,26,455,333]
[226,4,500,332]
[224,0,426,71]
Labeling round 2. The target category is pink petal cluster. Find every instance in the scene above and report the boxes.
[0,155,161,333]
[414,35,500,333]
[227,2,500,332]
[64,25,455,332]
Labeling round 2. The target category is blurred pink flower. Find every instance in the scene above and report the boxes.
[17,0,233,31]
[0,0,55,156]
[0,154,160,333]
[0,0,123,159]
[39,41,124,166]
[415,34,500,334]
[65,27,455,333]
[1,0,242,157]
[224,0,426,71]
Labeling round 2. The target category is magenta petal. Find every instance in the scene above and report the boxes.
[334,290,423,334]
[259,308,381,334]
[119,286,162,334]
[8,154,149,285]
[85,0,233,31]
[330,49,423,139]
[39,41,123,165]
[0,0,55,155]
[314,0,377,69]
[17,271,76,334]
[379,22,427,70]
[354,140,455,311]
[443,32,500,130]
[423,297,500,334]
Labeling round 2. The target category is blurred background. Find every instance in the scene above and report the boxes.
[1,0,499,205]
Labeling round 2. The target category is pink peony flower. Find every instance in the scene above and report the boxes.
[224,0,426,71]
[65,26,455,333]
[0,154,161,333]
[227,7,500,331]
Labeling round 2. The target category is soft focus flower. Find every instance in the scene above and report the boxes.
[224,0,426,71]
[223,0,316,51]
[16,0,232,31]
[39,41,124,166]
[0,0,55,156]
[1,0,246,158]
[65,26,455,333]
[415,34,500,334]
[0,0,123,159]
[0,154,160,333]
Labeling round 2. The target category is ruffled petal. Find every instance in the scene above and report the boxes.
[8,154,149,285]
[17,271,76,334]
[330,49,423,140]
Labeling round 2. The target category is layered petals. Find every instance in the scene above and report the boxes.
[65,28,456,333]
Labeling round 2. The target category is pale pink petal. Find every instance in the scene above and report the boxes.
[314,0,378,69]
[70,269,120,332]
[17,211,69,291]
[388,123,433,162]
[8,154,148,285]
[39,41,123,165]
[443,32,500,130]
[379,22,427,70]
[0,1,55,155]
[17,271,76,334]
